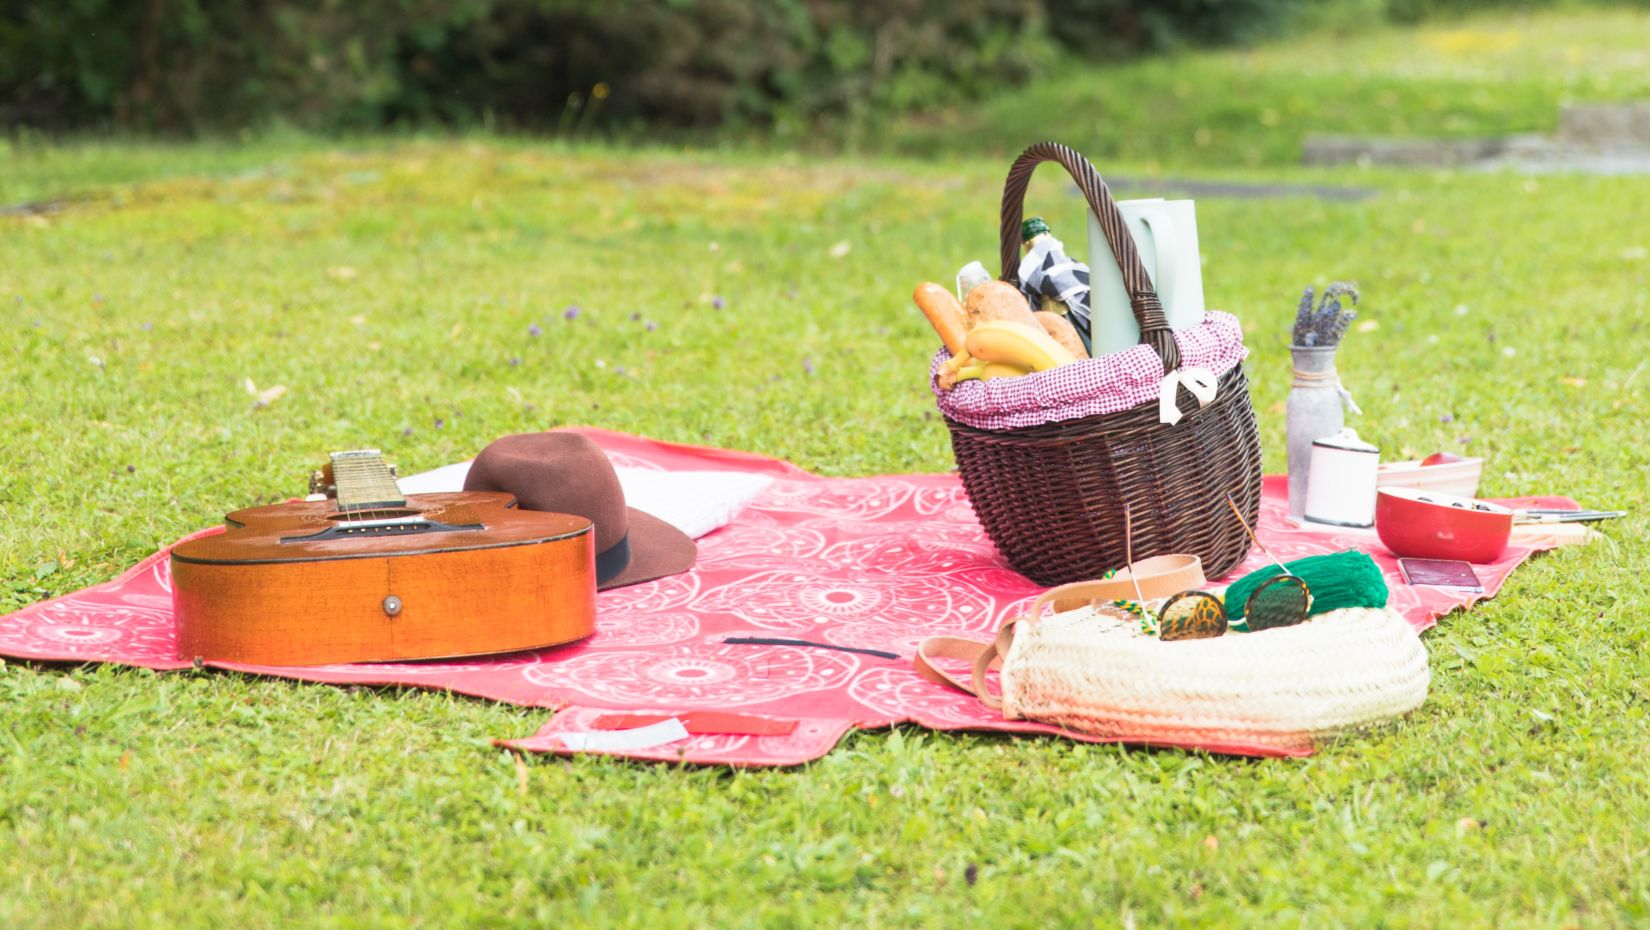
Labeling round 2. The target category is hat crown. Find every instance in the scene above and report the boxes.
[464,432,629,552]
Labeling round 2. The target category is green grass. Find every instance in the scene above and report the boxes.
[890,7,1650,168]
[5,8,1650,928]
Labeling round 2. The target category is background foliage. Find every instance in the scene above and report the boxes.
[14,0,1634,136]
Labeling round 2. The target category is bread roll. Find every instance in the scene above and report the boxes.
[963,280,1038,329]
[1033,311,1087,360]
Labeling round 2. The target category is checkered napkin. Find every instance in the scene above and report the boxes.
[931,311,1248,431]
[1018,234,1094,354]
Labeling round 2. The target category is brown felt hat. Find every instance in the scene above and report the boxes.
[464,431,696,590]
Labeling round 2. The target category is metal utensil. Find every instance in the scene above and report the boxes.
[1514,509,1626,525]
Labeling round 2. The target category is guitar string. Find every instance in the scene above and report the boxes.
[340,454,356,524]
[349,454,376,522]
[338,454,364,524]
[336,452,402,526]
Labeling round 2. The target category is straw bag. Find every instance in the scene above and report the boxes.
[916,579,1430,754]
[934,141,1263,586]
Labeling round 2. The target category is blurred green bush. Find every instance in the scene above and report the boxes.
[1379,0,1627,22]
[6,0,1631,135]
[1,0,1308,133]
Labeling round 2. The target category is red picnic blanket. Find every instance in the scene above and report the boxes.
[0,429,1569,766]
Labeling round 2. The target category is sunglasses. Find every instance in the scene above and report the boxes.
[1123,495,1313,642]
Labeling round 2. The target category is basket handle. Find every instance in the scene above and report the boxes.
[998,141,1181,372]
[913,626,1017,713]
[912,559,1205,712]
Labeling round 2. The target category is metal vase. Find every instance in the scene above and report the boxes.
[1287,345,1344,523]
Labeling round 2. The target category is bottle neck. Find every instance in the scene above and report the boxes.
[1288,345,1339,374]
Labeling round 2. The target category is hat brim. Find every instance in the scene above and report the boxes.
[598,507,697,590]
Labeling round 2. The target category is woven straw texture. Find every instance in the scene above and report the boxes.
[998,606,1430,753]
[940,141,1263,585]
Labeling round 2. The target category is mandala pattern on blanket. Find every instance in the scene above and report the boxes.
[0,594,177,662]
[0,430,1566,767]
[523,642,861,707]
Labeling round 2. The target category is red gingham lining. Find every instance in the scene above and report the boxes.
[931,311,1249,431]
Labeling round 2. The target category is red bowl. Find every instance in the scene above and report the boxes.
[1375,486,1514,564]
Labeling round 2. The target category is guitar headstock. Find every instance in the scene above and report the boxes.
[308,466,334,499]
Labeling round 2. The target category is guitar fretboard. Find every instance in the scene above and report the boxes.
[330,450,407,512]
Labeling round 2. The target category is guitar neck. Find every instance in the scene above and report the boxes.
[330,450,407,511]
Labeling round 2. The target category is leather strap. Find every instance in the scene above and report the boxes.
[913,628,1017,712]
[914,555,1207,715]
[1043,555,1206,612]
[914,636,996,697]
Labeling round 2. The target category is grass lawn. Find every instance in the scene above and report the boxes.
[889,7,1650,168]
[4,9,1650,928]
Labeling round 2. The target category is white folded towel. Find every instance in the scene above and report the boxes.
[397,460,772,540]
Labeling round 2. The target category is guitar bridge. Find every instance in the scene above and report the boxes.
[280,516,482,543]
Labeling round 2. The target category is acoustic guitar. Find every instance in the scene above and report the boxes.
[171,450,596,666]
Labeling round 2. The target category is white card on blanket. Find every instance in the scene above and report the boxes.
[396,460,772,540]
[556,718,691,752]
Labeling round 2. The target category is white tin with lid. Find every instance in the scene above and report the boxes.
[1304,427,1381,528]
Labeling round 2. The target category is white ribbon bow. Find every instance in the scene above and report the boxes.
[1158,367,1218,425]
[1336,380,1363,416]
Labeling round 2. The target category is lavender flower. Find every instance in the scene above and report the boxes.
[527,324,541,337]
[563,305,581,320]
[1291,282,1360,348]
[1292,287,1316,346]
[711,296,726,310]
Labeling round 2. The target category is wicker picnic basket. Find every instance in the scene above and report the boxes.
[939,142,1264,585]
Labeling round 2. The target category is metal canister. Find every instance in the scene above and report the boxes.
[1304,428,1380,527]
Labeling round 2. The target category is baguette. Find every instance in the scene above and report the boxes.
[912,282,970,357]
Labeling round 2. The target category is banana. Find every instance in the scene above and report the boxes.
[963,319,1077,372]
[952,360,1031,384]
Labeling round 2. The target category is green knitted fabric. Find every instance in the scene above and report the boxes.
[1224,549,1388,620]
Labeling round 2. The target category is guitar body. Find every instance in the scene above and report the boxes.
[172,490,597,666]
